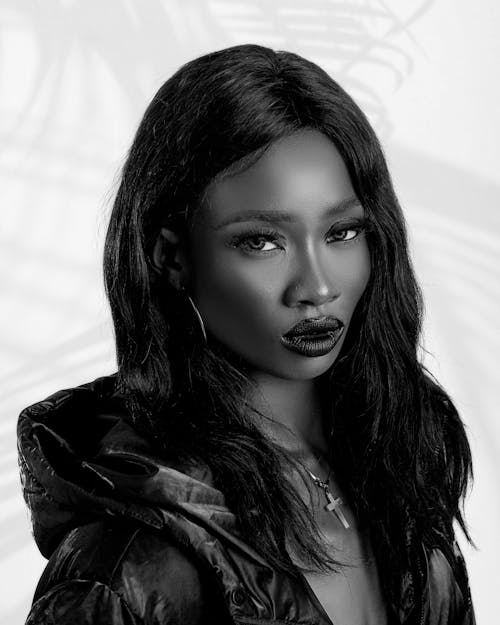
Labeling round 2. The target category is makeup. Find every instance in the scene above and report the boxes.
[189,129,370,378]
[281,317,345,357]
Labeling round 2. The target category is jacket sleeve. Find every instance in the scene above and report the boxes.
[26,579,140,625]
[425,533,476,625]
[452,540,476,625]
[26,523,231,625]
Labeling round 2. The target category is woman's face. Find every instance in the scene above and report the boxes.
[187,129,371,381]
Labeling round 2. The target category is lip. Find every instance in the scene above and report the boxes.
[281,317,345,358]
[283,316,344,338]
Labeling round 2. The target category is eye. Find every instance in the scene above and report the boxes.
[327,226,364,243]
[244,235,280,252]
[229,230,283,254]
[331,229,357,241]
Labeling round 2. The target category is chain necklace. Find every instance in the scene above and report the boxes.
[305,452,350,529]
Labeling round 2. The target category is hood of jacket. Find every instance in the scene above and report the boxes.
[17,374,475,625]
[17,374,255,561]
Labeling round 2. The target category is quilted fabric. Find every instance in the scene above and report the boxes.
[17,374,475,624]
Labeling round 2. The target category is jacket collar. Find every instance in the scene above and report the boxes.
[18,374,424,624]
[17,374,268,563]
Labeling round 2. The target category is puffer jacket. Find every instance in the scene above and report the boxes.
[17,374,475,625]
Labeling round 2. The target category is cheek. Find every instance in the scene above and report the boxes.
[357,244,371,292]
[191,245,279,337]
[338,243,371,311]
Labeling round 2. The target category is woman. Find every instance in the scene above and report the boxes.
[18,44,475,624]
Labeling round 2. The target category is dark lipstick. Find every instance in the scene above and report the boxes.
[280,317,345,357]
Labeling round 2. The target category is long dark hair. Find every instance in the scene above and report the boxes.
[103,44,472,612]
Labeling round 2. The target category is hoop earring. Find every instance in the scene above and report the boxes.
[181,287,207,344]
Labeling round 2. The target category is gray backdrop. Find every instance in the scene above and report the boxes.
[1,1,498,622]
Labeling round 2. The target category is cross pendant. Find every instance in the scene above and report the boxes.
[324,489,350,529]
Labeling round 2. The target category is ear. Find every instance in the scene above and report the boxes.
[151,227,190,290]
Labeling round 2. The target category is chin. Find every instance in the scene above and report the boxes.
[211,337,340,382]
[287,358,337,380]
[254,351,339,381]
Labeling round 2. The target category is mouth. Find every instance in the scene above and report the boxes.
[280,317,345,358]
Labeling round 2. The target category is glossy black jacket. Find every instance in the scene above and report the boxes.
[17,375,475,624]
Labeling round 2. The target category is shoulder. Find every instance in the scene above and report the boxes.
[29,519,230,625]
[424,538,475,624]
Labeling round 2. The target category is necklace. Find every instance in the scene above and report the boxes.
[305,453,350,529]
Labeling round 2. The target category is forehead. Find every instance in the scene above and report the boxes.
[198,129,358,227]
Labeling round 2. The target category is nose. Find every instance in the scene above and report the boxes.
[283,247,340,309]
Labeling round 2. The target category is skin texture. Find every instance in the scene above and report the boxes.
[157,129,371,454]
[156,129,385,624]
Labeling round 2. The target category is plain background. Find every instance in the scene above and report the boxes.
[1,1,499,623]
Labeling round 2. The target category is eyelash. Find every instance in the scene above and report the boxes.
[229,221,369,254]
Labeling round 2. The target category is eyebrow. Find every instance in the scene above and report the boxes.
[213,196,363,229]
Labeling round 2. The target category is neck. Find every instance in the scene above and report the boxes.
[246,372,329,459]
